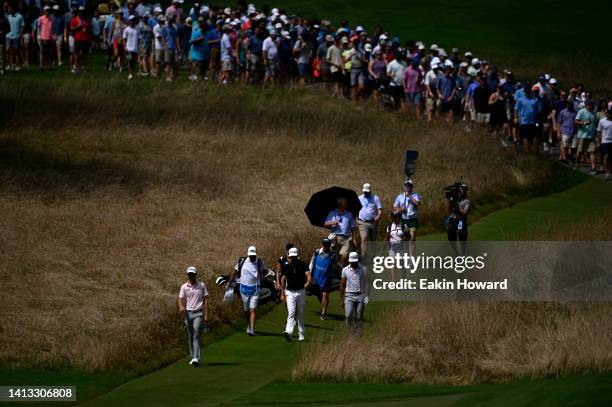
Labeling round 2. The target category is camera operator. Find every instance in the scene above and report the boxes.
[446,183,470,255]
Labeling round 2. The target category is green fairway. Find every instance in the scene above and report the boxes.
[256,0,611,93]
[69,176,612,406]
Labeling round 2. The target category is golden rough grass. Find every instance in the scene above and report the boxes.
[0,84,563,371]
[293,302,612,384]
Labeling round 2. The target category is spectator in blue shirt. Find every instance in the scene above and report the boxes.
[514,85,540,152]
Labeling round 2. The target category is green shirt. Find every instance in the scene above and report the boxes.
[575,108,596,139]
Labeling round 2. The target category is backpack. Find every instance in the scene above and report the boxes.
[237,256,263,277]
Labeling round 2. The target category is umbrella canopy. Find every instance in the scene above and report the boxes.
[304,186,362,227]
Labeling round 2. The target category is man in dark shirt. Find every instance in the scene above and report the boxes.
[281,247,311,341]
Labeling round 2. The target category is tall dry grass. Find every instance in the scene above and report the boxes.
[293,302,612,384]
[0,81,573,372]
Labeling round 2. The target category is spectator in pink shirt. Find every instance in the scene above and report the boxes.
[38,6,53,69]
[178,266,209,367]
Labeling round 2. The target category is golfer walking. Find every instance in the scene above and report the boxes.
[230,246,267,336]
[280,247,312,341]
[340,252,369,329]
[178,266,209,367]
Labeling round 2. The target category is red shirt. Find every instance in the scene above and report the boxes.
[70,16,90,42]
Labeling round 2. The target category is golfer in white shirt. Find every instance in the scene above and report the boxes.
[178,266,209,367]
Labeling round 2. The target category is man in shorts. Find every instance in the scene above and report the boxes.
[262,28,278,86]
[357,183,382,256]
[514,84,540,152]
[393,179,421,258]
[162,13,180,81]
[424,62,441,121]
[326,36,344,98]
[438,65,457,122]
[70,6,89,73]
[5,3,24,71]
[404,60,423,118]
[218,24,233,84]
[575,100,598,174]
[122,15,138,80]
[153,15,164,77]
[137,14,153,76]
[309,238,341,320]
[556,100,577,162]
[229,246,267,336]
[597,109,612,180]
[324,197,356,266]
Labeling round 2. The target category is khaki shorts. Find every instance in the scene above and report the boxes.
[577,138,596,153]
[476,112,490,124]
[221,59,233,72]
[357,220,378,242]
[335,235,353,257]
[155,48,164,63]
[561,134,573,149]
[425,96,437,111]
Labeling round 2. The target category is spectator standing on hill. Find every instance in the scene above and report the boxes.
[309,238,341,320]
[473,75,491,127]
[386,51,406,111]
[280,247,311,342]
[340,252,369,330]
[393,179,421,258]
[357,183,383,256]
[324,197,356,266]
[162,13,180,81]
[598,109,612,180]
[404,60,423,118]
[262,28,278,86]
[6,2,24,71]
[219,24,232,84]
[109,9,125,72]
[138,14,153,76]
[0,9,8,74]
[575,100,598,174]
[514,85,540,152]
[326,36,344,98]
[178,266,209,368]
[230,246,267,336]
[424,62,441,122]
[188,16,207,80]
[122,15,138,80]
[70,6,89,73]
[438,65,457,123]
[37,6,53,70]
[557,100,577,163]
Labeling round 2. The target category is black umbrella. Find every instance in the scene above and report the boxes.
[304,186,362,227]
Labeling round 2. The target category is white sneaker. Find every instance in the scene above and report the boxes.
[298,336,305,342]
[189,358,195,365]
[246,327,254,336]
[128,74,133,80]
[188,74,197,81]
[192,358,200,367]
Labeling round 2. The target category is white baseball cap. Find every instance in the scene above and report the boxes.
[549,78,557,84]
[417,44,425,50]
[471,57,480,66]
[379,34,388,41]
[247,246,257,256]
[460,61,468,68]
[154,6,162,13]
[430,43,439,50]
[288,247,299,257]
[445,59,454,67]
[355,25,364,32]
[364,43,373,52]
[224,7,231,14]
[464,51,472,57]
[348,252,359,263]
[362,183,372,192]
[186,266,197,274]
[275,22,282,29]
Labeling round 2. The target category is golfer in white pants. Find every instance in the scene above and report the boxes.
[281,247,312,341]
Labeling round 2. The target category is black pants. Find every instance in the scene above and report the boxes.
[447,217,468,241]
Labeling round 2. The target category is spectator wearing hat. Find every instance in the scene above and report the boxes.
[424,62,441,121]
[447,184,470,256]
[316,34,333,82]
[294,32,311,87]
[309,238,341,320]
[178,266,209,367]
[386,51,407,110]
[384,210,406,281]
[262,28,278,86]
[368,48,387,102]
[123,15,139,80]
[324,197,356,265]
[52,5,65,67]
[357,183,383,256]
[280,247,311,341]
[229,246,268,336]
[37,6,54,70]
[340,252,369,329]
[393,179,421,257]
[557,100,577,163]
[575,100,598,174]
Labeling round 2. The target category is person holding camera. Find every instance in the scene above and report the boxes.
[447,183,470,255]
[393,179,421,258]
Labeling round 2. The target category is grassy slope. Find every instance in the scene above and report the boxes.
[257,0,611,94]
[53,177,611,406]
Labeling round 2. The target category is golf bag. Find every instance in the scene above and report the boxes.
[215,269,280,305]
